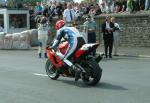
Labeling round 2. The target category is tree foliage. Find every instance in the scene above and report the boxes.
[23,0,42,5]
[7,0,42,7]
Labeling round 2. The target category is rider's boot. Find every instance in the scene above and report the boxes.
[71,65,81,81]
[44,53,47,58]
[39,53,41,58]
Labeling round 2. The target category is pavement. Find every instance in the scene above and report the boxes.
[97,46,150,58]
[31,46,150,58]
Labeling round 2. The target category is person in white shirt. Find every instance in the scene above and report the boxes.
[111,17,121,56]
[63,2,76,26]
[99,0,109,13]
[38,16,50,58]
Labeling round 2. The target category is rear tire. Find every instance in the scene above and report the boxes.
[45,59,59,80]
[82,59,102,86]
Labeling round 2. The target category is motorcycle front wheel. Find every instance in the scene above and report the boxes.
[82,59,102,86]
[45,59,59,80]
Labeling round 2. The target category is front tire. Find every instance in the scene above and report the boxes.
[82,59,102,86]
[45,59,59,80]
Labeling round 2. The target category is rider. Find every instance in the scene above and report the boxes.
[50,20,85,81]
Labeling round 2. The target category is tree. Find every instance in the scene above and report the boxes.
[23,0,42,5]
[7,0,43,8]
[7,0,16,8]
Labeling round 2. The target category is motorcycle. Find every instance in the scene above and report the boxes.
[45,41,103,86]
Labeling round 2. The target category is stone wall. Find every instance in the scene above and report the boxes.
[94,13,150,47]
[50,13,150,47]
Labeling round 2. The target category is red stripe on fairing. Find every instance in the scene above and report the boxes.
[75,49,86,58]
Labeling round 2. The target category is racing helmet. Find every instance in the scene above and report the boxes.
[55,20,65,30]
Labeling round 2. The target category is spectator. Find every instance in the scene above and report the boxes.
[121,0,127,12]
[111,17,121,56]
[99,0,109,13]
[88,6,96,18]
[145,0,150,10]
[127,0,134,12]
[10,16,19,28]
[38,16,50,58]
[49,3,57,16]
[139,0,145,10]
[34,2,43,15]
[56,3,63,19]
[48,3,57,22]
[108,0,115,13]
[102,16,115,58]
[83,15,97,55]
[63,2,76,26]
[133,0,140,11]
[43,5,49,17]
[83,3,91,14]
[115,0,122,13]
[41,2,46,11]
[95,4,102,15]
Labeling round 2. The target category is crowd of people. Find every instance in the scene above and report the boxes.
[99,0,150,13]
[36,1,123,59]
[29,0,149,59]
[30,0,150,22]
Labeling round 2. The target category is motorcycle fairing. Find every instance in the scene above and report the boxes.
[47,49,64,68]
[75,43,99,58]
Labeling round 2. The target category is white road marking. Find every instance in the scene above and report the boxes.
[33,73,47,77]
[139,55,150,58]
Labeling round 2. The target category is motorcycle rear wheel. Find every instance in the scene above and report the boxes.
[45,59,59,80]
[82,59,102,86]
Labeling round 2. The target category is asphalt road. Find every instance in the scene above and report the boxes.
[0,50,150,103]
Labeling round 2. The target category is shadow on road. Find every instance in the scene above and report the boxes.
[57,79,128,90]
[97,82,128,90]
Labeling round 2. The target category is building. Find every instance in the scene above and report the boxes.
[0,0,6,6]
[0,8,30,33]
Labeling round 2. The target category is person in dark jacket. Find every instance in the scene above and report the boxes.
[102,16,115,58]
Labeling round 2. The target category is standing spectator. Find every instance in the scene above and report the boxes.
[139,0,145,10]
[145,0,150,10]
[48,3,57,22]
[126,0,134,12]
[49,3,57,16]
[34,2,43,15]
[56,3,63,19]
[107,0,114,12]
[43,5,49,17]
[84,3,91,14]
[88,6,96,18]
[102,16,115,58]
[121,0,127,12]
[95,4,102,15]
[63,2,76,26]
[115,0,122,13]
[111,17,121,56]
[133,0,140,11]
[99,0,109,13]
[83,15,97,55]
[38,16,50,58]
[41,2,46,11]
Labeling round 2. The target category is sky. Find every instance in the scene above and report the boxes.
[73,0,83,3]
